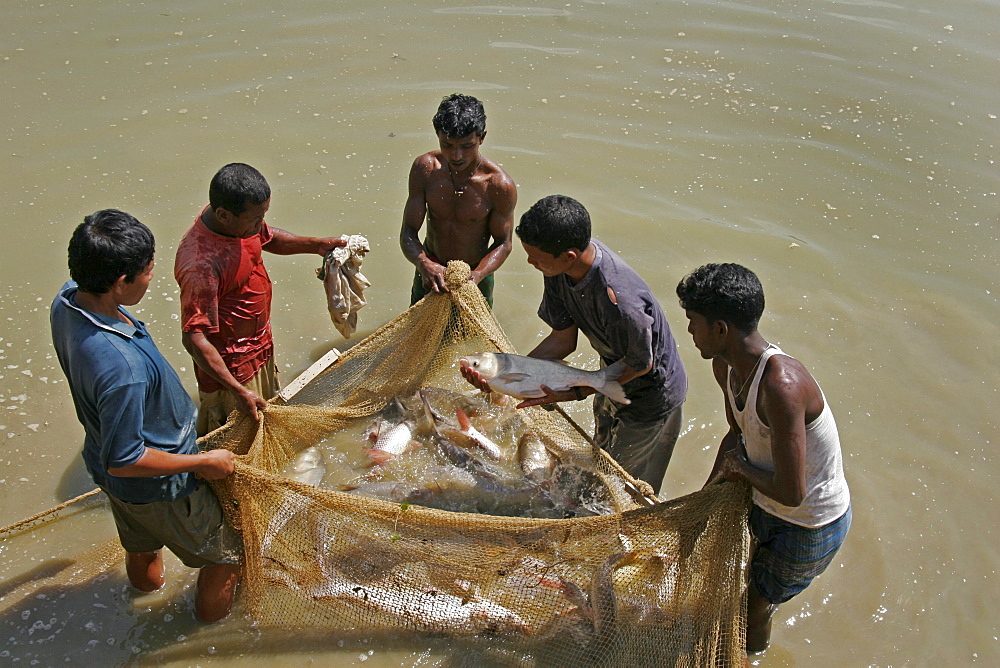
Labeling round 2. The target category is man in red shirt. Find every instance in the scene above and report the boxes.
[175,163,345,435]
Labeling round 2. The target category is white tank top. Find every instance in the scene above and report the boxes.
[727,346,850,527]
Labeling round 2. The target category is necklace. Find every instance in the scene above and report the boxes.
[731,343,771,398]
[448,160,480,196]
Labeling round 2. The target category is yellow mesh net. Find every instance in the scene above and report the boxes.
[1,261,751,665]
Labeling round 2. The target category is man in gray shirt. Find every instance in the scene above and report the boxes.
[463,195,687,494]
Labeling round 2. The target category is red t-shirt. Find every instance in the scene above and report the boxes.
[174,207,275,393]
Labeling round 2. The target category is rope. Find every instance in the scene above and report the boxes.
[0,487,103,537]
[552,404,660,506]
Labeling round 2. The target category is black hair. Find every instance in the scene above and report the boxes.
[515,195,591,257]
[675,263,765,334]
[208,163,271,216]
[68,209,155,294]
[432,94,487,139]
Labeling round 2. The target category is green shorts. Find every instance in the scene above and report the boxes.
[410,270,494,308]
[105,482,243,568]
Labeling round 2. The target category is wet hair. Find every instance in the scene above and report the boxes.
[432,94,487,139]
[209,163,271,216]
[515,195,591,257]
[675,263,765,334]
[68,209,154,295]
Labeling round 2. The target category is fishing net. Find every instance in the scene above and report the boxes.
[1,261,751,666]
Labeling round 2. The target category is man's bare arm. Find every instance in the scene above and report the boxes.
[108,447,236,480]
[265,227,345,256]
[468,170,517,284]
[400,155,448,293]
[528,326,579,361]
[182,331,268,421]
[717,358,809,506]
[705,357,744,485]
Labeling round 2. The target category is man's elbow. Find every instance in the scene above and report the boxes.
[181,332,196,355]
[778,487,806,507]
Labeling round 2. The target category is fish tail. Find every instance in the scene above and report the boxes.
[594,360,631,404]
[418,390,440,436]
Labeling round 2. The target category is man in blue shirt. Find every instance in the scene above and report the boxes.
[463,195,688,494]
[50,209,242,623]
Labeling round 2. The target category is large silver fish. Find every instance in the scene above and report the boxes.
[364,398,423,464]
[419,391,505,479]
[281,446,327,486]
[516,431,560,483]
[459,353,631,404]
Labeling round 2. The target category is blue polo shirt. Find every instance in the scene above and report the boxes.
[538,240,687,421]
[50,281,199,504]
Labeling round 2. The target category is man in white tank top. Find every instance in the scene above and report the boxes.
[676,263,851,655]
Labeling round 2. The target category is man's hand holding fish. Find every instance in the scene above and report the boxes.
[459,363,586,408]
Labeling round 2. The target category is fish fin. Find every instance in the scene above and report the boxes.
[497,372,532,383]
[418,390,442,436]
[365,448,396,465]
[456,407,472,431]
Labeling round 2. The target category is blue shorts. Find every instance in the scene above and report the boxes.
[749,503,851,604]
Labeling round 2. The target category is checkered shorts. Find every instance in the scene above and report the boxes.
[750,503,851,604]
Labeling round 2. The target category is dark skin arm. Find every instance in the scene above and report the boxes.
[400,155,445,291]
[705,357,744,484]
[460,325,651,408]
[467,172,515,285]
[712,355,818,507]
[264,227,345,256]
[108,446,236,480]
[182,331,268,422]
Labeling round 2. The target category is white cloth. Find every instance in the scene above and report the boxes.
[318,235,370,338]
[726,345,850,527]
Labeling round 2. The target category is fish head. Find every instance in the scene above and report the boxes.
[458,352,500,380]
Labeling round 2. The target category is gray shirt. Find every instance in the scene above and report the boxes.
[538,240,687,420]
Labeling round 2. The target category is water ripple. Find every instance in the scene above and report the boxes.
[490,42,582,55]
[435,6,571,17]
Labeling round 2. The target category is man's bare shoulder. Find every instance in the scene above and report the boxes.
[761,354,821,406]
[412,151,445,176]
[481,157,516,194]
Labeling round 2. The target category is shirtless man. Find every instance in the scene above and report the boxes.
[400,94,517,306]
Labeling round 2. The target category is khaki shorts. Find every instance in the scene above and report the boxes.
[196,358,279,436]
[105,482,243,568]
